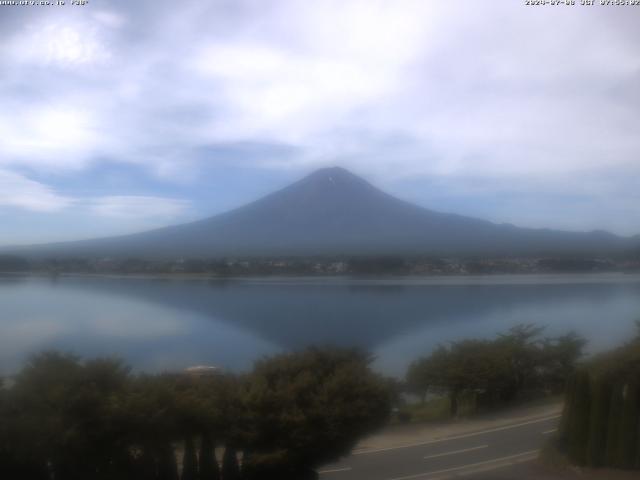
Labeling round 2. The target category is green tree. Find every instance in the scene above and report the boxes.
[494,324,545,401]
[407,325,583,418]
[540,332,586,394]
[409,340,511,416]
[240,347,391,479]
[406,348,447,403]
[0,347,396,479]
[12,353,133,479]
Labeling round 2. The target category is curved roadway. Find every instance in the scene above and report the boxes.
[319,413,559,480]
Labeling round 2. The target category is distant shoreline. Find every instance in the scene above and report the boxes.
[3,271,640,286]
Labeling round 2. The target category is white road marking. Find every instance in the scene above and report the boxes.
[353,414,560,455]
[319,467,353,475]
[457,451,537,477]
[423,445,488,460]
[542,429,557,435]
[386,450,539,480]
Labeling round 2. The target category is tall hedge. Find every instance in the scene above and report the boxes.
[586,375,611,467]
[182,437,197,480]
[198,433,220,480]
[560,330,640,471]
[566,370,591,465]
[604,382,624,467]
[619,381,640,469]
[221,446,241,480]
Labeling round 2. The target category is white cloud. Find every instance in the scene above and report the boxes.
[7,19,112,67]
[192,43,390,140]
[189,0,438,143]
[89,196,190,219]
[3,0,637,182]
[0,169,189,226]
[92,10,127,30]
[0,103,103,171]
[178,1,640,186]
[0,170,73,212]
[0,0,639,236]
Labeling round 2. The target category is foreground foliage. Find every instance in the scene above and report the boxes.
[559,323,640,470]
[0,348,391,480]
[406,325,585,417]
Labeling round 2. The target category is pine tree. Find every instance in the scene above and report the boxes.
[136,447,157,480]
[221,446,241,480]
[618,381,640,469]
[586,376,611,467]
[559,373,576,441]
[157,443,179,480]
[182,437,198,480]
[567,370,591,465]
[605,382,624,467]
[198,433,220,480]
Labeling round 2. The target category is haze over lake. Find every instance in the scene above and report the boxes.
[2,273,639,377]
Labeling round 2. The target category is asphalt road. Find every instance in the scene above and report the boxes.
[319,414,560,480]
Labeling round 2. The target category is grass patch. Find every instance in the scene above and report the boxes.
[394,397,450,424]
[393,393,478,424]
[393,392,561,425]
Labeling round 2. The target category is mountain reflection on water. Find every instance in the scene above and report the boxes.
[1,274,639,376]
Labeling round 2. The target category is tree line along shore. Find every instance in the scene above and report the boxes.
[2,254,640,276]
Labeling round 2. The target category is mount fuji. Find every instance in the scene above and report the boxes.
[7,167,636,258]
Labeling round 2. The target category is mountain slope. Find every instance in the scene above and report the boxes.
[8,167,636,258]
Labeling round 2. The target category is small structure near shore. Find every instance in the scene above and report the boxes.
[184,365,221,377]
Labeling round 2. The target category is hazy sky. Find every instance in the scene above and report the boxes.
[1,0,639,245]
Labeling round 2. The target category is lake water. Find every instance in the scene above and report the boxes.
[1,274,639,377]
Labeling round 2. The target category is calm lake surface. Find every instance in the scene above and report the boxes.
[1,273,639,377]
